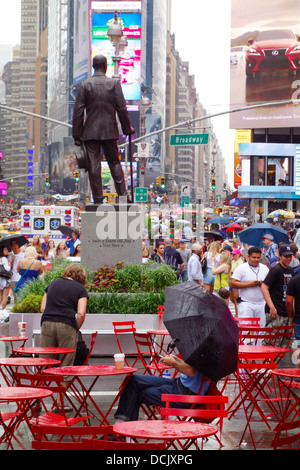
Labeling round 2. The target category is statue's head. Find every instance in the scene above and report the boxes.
[92,55,107,73]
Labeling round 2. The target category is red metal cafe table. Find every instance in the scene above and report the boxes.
[0,336,28,356]
[0,386,53,450]
[147,329,173,356]
[12,346,75,363]
[0,357,61,386]
[44,365,137,425]
[113,420,218,450]
[228,345,289,449]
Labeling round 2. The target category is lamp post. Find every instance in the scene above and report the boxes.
[107,12,128,81]
[139,92,151,188]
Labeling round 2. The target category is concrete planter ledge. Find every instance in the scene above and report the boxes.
[9,313,162,355]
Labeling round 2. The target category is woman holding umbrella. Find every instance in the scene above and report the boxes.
[0,247,11,309]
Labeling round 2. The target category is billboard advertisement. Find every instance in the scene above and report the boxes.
[90,3,141,101]
[0,182,7,196]
[73,0,90,84]
[230,0,300,129]
[234,129,252,188]
[238,142,300,199]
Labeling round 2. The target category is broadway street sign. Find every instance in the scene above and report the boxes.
[170,134,209,146]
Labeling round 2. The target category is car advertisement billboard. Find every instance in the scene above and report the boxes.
[90,2,141,101]
[230,0,300,129]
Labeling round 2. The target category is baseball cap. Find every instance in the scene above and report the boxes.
[223,245,232,252]
[278,244,293,256]
[261,234,274,241]
[232,248,241,255]
[191,243,202,251]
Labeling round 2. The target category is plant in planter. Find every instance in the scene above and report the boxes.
[11,260,178,314]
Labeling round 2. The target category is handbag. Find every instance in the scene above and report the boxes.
[201,255,207,274]
[217,274,230,299]
[0,262,12,279]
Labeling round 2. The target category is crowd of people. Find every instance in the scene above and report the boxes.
[143,227,300,355]
[0,231,81,309]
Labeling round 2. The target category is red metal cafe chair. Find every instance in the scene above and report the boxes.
[31,424,115,450]
[0,410,26,450]
[83,331,98,366]
[272,420,300,450]
[234,317,260,326]
[133,332,173,376]
[228,355,280,449]
[14,371,90,429]
[160,393,228,450]
[271,325,294,351]
[112,321,140,368]
[238,326,273,346]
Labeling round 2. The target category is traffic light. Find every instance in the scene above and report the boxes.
[45,175,49,186]
[156,176,161,186]
[74,170,79,182]
[211,177,216,190]
[160,176,165,189]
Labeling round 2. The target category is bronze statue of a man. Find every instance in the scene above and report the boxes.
[72,54,133,204]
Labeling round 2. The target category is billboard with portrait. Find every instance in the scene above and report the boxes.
[230,0,300,129]
[90,3,141,101]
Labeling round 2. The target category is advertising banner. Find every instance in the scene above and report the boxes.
[91,5,141,101]
[230,0,300,129]
[234,129,252,188]
[238,142,300,199]
[73,0,90,84]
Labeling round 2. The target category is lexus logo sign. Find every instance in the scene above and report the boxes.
[272,50,279,55]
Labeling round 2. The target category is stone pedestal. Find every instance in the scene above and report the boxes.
[81,204,143,270]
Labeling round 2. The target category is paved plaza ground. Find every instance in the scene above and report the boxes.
[0,301,298,454]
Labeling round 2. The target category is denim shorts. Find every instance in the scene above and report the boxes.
[203,267,215,285]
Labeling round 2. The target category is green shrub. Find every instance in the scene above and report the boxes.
[12,294,43,313]
[86,290,165,315]
[12,260,175,314]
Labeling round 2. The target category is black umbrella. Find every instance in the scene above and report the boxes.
[58,225,80,238]
[203,230,223,241]
[0,234,29,250]
[164,281,239,382]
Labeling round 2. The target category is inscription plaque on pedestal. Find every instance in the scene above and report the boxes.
[81,204,143,270]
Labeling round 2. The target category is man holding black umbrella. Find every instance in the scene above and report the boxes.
[114,355,210,425]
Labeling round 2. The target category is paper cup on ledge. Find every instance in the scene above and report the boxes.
[18,321,27,337]
[114,353,125,370]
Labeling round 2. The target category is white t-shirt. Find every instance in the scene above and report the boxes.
[205,252,220,269]
[231,261,269,303]
[8,251,25,282]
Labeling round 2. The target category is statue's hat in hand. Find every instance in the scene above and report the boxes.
[75,142,89,173]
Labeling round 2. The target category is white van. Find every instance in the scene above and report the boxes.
[20,205,80,243]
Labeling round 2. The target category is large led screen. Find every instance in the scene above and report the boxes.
[230,0,300,129]
[91,11,141,101]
